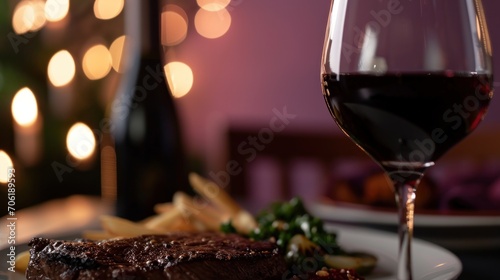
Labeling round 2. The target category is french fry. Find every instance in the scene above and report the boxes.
[188,173,258,234]
[15,250,30,274]
[173,192,223,231]
[168,216,202,232]
[144,207,183,230]
[74,174,260,247]
[154,202,175,214]
[100,215,161,237]
[82,230,115,241]
[152,202,207,232]
[191,195,232,222]
[232,210,258,235]
[188,173,241,215]
[185,217,210,232]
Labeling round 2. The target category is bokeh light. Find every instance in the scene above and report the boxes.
[94,0,124,20]
[194,8,231,39]
[12,0,46,34]
[66,122,96,160]
[12,1,34,34]
[161,5,188,46]
[197,0,231,12]
[45,0,70,22]
[48,50,76,87]
[164,62,194,98]
[12,87,38,127]
[82,44,112,80]
[0,151,14,184]
[109,35,126,72]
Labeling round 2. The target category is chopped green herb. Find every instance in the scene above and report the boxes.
[220,220,238,234]
[249,197,342,267]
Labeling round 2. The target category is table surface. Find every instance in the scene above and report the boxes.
[0,195,111,251]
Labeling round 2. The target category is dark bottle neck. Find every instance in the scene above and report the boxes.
[139,0,161,58]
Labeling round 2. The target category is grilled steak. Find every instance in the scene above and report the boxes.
[26,232,287,280]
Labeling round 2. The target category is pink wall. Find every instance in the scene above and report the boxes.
[172,0,500,168]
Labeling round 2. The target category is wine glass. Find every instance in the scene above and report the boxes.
[321,0,493,279]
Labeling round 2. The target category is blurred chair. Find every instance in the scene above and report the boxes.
[225,127,368,209]
[225,125,500,211]
[438,127,500,161]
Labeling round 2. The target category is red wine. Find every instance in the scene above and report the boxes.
[322,72,493,169]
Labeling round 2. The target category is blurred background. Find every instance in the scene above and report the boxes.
[1,1,499,279]
[0,0,499,212]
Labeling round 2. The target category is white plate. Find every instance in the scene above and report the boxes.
[310,201,500,227]
[331,224,462,280]
[1,226,460,280]
[311,201,500,249]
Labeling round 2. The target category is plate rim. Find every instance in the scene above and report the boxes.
[329,223,462,280]
[311,199,500,227]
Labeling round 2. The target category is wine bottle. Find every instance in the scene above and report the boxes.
[111,0,190,221]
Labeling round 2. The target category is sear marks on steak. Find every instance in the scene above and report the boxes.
[26,232,287,280]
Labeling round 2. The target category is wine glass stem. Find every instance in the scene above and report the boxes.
[389,171,424,280]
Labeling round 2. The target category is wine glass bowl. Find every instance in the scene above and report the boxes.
[322,73,493,170]
[321,0,493,279]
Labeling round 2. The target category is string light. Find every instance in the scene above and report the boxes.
[161,5,188,46]
[197,0,231,12]
[12,87,38,127]
[45,0,70,22]
[109,35,127,72]
[12,0,46,34]
[48,50,76,87]
[94,0,124,20]
[66,123,96,160]
[0,151,14,184]
[195,8,231,39]
[82,44,112,80]
[164,62,194,98]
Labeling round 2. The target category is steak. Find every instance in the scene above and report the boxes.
[26,232,287,280]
